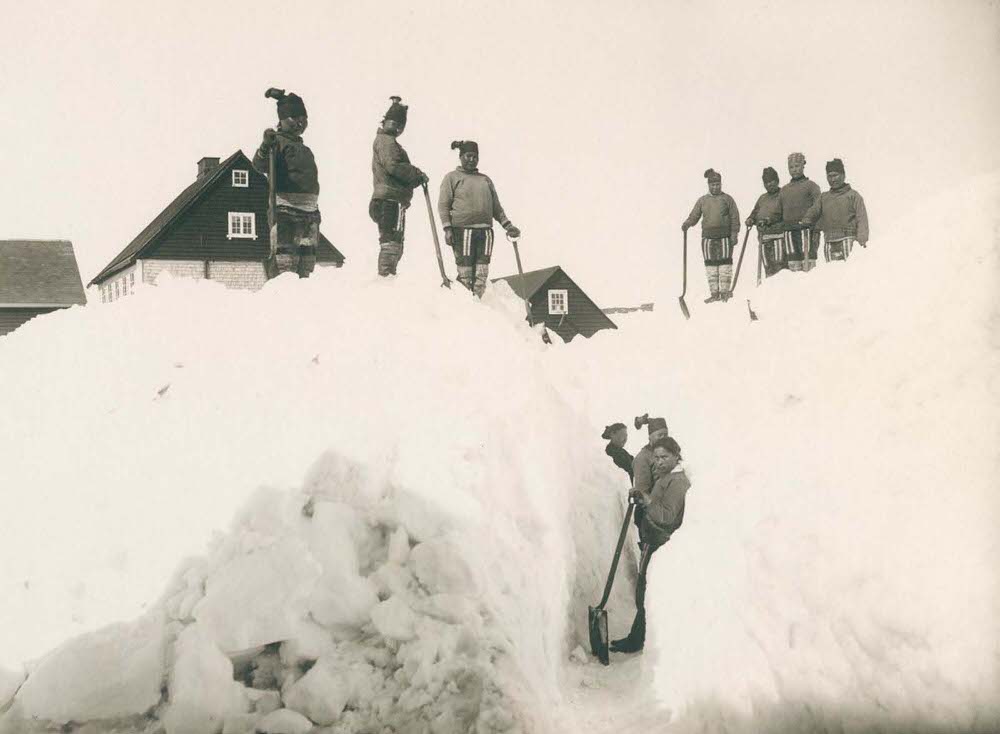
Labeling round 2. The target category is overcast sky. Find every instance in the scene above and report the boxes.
[2,0,997,305]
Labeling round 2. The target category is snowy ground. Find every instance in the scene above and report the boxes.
[0,176,997,732]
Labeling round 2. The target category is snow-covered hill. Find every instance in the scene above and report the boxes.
[0,176,997,732]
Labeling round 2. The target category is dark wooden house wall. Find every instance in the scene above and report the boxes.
[526,271,616,342]
[150,165,271,262]
[0,307,59,336]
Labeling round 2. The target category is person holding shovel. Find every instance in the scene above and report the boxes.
[630,414,668,531]
[779,152,822,273]
[682,169,740,302]
[611,435,691,654]
[370,96,428,277]
[252,90,320,278]
[438,140,520,297]
[746,167,787,278]
[800,158,869,262]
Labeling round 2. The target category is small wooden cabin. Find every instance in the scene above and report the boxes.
[493,266,617,342]
[0,240,87,336]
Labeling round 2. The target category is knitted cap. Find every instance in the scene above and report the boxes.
[451,140,479,155]
[276,92,307,119]
[826,158,845,174]
[601,422,626,440]
[762,166,779,183]
[788,152,806,165]
[646,417,668,435]
[704,168,722,183]
[384,96,408,124]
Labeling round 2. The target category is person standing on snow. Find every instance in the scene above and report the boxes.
[800,158,870,262]
[602,422,634,484]
[611,436,691,654]
[682,169,740,303]
[252,90,321,278]
[438,140,521,297]
[746,167,787,278]
[370,96,429,277]
[779,152,822,273]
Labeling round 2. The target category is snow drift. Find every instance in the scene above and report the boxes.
[1,176,998,733]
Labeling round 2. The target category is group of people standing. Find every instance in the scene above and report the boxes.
[601,415,691,655]
[253,91,519,296]
[682,153,870,303]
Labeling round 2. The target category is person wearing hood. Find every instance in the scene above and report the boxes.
[252,90,321,278]
[611,435,691,654]
[682,169,740,302]
[370,96,429,277]
[800,158,869,262]
[746,167,787,278]
[602,422,633,483]
[779,152,822,272]
[438,140,521,297]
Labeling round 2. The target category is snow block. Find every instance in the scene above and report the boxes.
[370,596,418,641]
[13,612,166,722]
[193,537,322,653]
[255,708,314,734]
[409,537,477,595]
[282,662,349,725]
[162,624,249,734]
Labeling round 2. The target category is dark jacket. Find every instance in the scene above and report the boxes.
[779,176,821,230]
[638,469,691,548]
[605,443,634,483]
[748,191,784,236]
[371,129,423,205]
[252,131,319,195]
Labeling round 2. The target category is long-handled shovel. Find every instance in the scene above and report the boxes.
[678,231,691,319]
[589,501,635,665]
[263,88,285,280]
[730,227,753,297]
[508,234,551,343]
[421,182,451,288]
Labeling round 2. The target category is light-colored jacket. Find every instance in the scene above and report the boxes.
[684,193,740,240]
[801,184,869,244]
[639,469,691,547]
[438,168,511,229]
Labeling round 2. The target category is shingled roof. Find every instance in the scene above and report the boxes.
[492,266,562,299]
[0,240,87,307]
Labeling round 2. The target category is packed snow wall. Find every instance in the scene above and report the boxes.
[0,273,638,732]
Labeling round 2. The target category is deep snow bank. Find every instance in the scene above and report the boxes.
[545,173,1000,731]
[0,270,637,731]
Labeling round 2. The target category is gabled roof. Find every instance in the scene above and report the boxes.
[90,151,246,286]
[492,266,562,299]
[88,150,345,286]
[0,240,87,307]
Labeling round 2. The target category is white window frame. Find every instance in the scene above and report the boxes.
[547,289,568,315]
[227,212,257,240]
[232,169,249,188]
[129,272,135,292]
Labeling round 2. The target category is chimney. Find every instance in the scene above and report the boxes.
[197,157,220,179]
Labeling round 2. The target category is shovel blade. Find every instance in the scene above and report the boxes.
[678,296,691,320]
[588,605,610,665]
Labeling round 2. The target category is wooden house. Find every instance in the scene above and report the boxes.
[89,151,344,301]
[493,266,617,342]
[0,240,87,336]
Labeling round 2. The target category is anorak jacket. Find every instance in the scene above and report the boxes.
[371,129,423,205]
[438,168,511,229]
[801,184,869,244]
[684,193,740,240]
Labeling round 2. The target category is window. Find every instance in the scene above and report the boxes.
[227,212,256,239]
[101,286,106,303]
[130,272,135,293]
[547,289,568,315]
[114,281,120,299]
[232,169,249,187]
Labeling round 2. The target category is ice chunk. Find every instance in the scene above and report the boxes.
[255,708,314,734]
[370,596,418,641]
[162,624,249,734]
[193,538,322,652]
[282,662,349,725]
[13,612,166,722]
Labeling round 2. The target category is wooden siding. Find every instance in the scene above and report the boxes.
[525,271,616,342]
[0,307,59,336]
[149,166,272,262]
